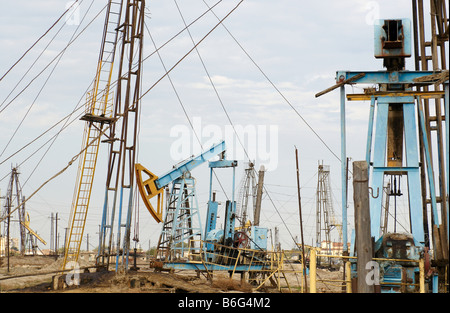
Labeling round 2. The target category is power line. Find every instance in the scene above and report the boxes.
[0,2,107,116]
[20,0,97,189]
[139,0,244,101]
[0,1,81,83]
[143,8,230,199]
[201,0,341,163]
[0,0,86,112]
[0,0,96,162]
[0,1,226,188]
[173,0,250,162]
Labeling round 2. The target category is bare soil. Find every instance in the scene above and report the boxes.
[0,255,344,293]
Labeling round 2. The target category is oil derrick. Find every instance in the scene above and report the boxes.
[236,162,265,230]
[315,162,341,266]
[155,177,202,261]
[1,167,46,257]
[2,167,26,255]
[97,0,145,271]
[412,0,449,278]
[236,162,256,228]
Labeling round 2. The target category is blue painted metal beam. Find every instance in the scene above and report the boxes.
[340,86,348,252]
[365,96,376,168]
[369,101,389,239]
[155,140,226,189]
[417,97,439,227]
[336,70,437,85]
[209,160,238,168]
[446,82,449,244]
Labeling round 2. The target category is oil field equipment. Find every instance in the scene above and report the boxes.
[344,19,446,292]
[136,140,271,280]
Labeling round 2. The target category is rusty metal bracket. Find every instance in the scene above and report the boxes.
[368,187,379,199]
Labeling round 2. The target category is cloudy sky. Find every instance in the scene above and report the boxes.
[0,0,423,253]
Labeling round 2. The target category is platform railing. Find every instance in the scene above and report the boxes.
[309,248,425,293]
[186,240,306,292]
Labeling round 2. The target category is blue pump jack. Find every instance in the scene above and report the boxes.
[320,18,449,292]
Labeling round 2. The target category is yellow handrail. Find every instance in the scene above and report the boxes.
[309,249,425,293]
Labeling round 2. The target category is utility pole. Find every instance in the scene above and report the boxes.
[55,213,59,256]
[50,213,54,254]
[254,165,265,227]
[295,147,308,292]
[63,227,68,257]
[6,196,11,272]
[352,161,374,293]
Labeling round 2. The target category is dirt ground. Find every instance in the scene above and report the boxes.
[0,255,345,293]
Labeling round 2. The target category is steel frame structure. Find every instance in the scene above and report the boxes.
[97,0,145,271]
[315,163,342,249]
[411,0,449,265]
[155,176,203,261]
[2,167,26,255]
[236,162,256,228]
[335,16,448,290]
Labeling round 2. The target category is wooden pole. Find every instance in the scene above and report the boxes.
[254,165,265,227]
[352,161,374,293]
[295,147,308,292]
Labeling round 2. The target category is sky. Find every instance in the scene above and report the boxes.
[0,0,429,254]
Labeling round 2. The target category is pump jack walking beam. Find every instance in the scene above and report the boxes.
[135,140,227,223]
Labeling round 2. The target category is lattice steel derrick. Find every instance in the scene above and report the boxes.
[236,162,257,228]
[412,0,448,260]
[97,0,145,271]
[156,176,203,261]
[2,167,26,255]
[316,163,332,252]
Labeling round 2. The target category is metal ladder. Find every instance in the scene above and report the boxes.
[412,0,448,258]
[61,0,124,272]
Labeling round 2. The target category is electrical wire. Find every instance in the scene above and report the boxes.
[139,0,244,101]
[0,0,86,112]
[0,0,230,230]
[199,0,342,248]
[0,123,112,224]
[202,0,341,163]
[173,0,251,163]
[0,0,95,163]
[0,3,108,116]
[0,0,80,83]
[139,0,245,201]
[20,0,97,189]
[0,3,106,180]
